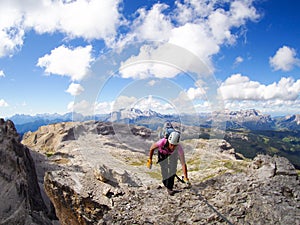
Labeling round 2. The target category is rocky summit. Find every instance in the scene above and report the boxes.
[1,119,300,224]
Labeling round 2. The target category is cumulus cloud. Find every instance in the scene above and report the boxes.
[69,99,114,115]
[119,41,214,81]
[117,0,260,79]
[0,0,122,57]
[94,101,113,114]
[269,46,300,71]
[0,32,23,57]
[0,70,5,77]
[133,95,173,113]
[0,99,9,107]
[186,87,206,100]
[131,3,172,42]
[112,95,137,111]
[170,0,259,54]
[67,100,94,116]
[219,73,300,101]
[172,91,199,114]
[65,83,84,96]
[37,45,94,81]
[119,44,189,79]
[168,23,219,68]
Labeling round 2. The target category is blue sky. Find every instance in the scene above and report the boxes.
[0,0,300,118]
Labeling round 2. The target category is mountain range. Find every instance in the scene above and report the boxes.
[8,108,300,136]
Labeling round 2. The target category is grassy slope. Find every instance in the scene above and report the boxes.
[224,129,300,169]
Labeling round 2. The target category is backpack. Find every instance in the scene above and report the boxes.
[160,121,175,139]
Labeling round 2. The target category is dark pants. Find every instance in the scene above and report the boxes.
[158,150,178,190]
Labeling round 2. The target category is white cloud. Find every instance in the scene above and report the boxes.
[94,101,113,114]
[0,0,122,56]
[0,70,5,77]
[186,87,206,100]
[173,0,214,24]
[118,0,260,80]
[120,44,185,79]
[133,95,173,113]
[208,8,234,45]
[67,100,94,116]
[269,46,300,71]
[168,23,219,68]
[0,99,9,107]
[172,91,199,114]
[219,74,300,101]
[132,3,172,42]
[65,83,84,96]
[170,0,259,58]
[112,95,137,111]
[233,56,243,66]
[0,2,24,58]
[193,100,212,113]
[69,99,114,115]
[229,0,259,26]
[37,45,94,81]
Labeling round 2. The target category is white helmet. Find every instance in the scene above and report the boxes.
[168,131,180,145]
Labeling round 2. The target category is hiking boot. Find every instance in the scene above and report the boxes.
[167,189,175,196]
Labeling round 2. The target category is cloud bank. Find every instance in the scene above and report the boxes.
[219,74,300,101]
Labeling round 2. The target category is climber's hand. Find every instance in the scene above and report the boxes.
[147,159,152,169]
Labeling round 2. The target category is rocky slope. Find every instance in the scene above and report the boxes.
[20,120,300,224]
[0,119,54,225]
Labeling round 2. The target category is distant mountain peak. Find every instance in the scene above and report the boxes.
[228,109,262,117]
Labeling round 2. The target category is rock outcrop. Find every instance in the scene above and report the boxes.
[20,120,300,225]
[0,119,53,225]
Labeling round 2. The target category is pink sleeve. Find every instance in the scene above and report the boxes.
[178,144,185,164]
[177,144,184,157]
[156,138,167,149]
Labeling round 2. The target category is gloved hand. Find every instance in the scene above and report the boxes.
[147,158,152,169]
[184,177,191,186]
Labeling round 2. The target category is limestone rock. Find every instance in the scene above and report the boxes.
[94,163,143,187]
[20,120,300,225]
[0,119,53,225]
[44,170,111,225]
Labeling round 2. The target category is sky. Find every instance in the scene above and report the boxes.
[0,0,300,119]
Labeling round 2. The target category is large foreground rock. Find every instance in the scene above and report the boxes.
[0,119,53,225]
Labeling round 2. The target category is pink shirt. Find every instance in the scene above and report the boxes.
[156,138,184,157]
